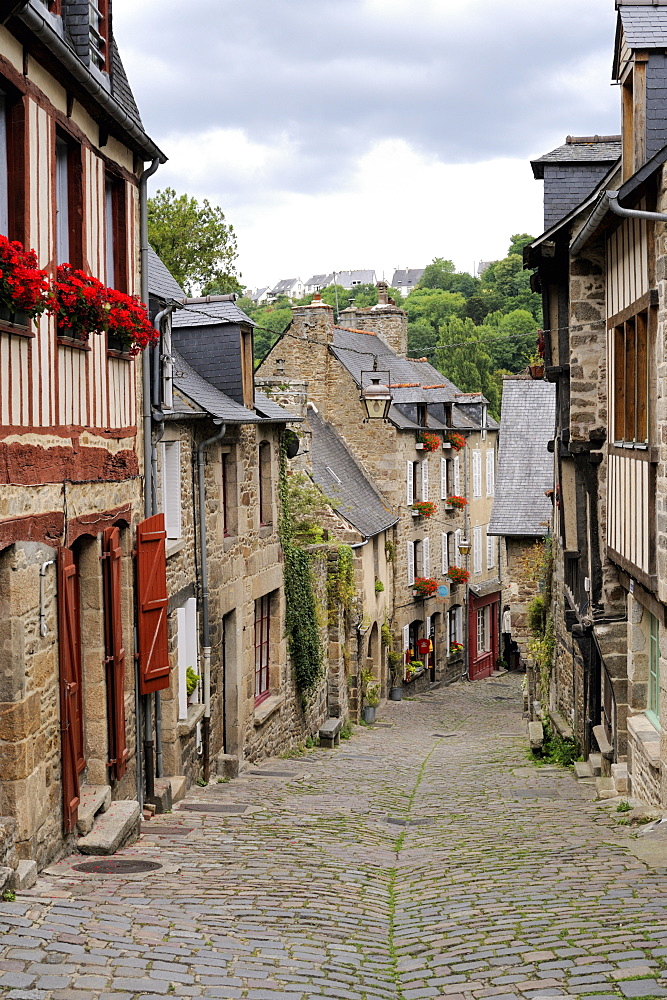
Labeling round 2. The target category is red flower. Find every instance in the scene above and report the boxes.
[446,566,470,585]
[446,432,466,451]
[0,235,50,319]
[412,577,439,598]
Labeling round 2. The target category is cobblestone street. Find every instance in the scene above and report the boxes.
[3,675,667,1000]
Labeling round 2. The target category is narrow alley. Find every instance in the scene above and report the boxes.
[2,678,667,1000]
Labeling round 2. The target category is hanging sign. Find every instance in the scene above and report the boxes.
[437,584,450,597]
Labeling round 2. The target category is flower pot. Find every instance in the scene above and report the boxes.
[362,705,377,724]
[389,686,403,701]
[0,304,30,327]
[415,442,425,450]
[411,510,420,518]
[529,364,544,379]
[442,441,452,450]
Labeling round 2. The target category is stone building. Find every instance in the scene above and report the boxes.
[488,377,556,683]
[0,1,166,871]
[256,285,498,689]
[525,0,667,803]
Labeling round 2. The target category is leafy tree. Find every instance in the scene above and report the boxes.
[147,187,239,296]
[507,233,535,257]
[483,309,539,371]
[405,288,465,339]
[434,317,500,416]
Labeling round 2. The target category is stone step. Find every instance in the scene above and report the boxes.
[589,753,602,777]
[574,761,593,779]
[593,724,613,758]
[167,775,187,803]
[528,720,544,750]
[596,776,619,800]
[8,860,37,891]
[611,762,628,794]
[76,785,111,836]
[77,800,141,856]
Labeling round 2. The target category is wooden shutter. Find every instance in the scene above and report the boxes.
[406,461,414,506]
[486,529,495,570]
[441,532,447,574]
[102,527,128,781]
[440,458,448,500]
[473,525,483,574]
[455,605,463,642]
[423,536,430,577]
[454,529,462,568]
[162,441,182,539]
[57,547,83,833]
[407,540,415,586]
[421,459,429,501]
[486,450,495,496]
[402,624,410,656]
[473,450,482,498]
[136,513,170,694]
[453,455,460,495]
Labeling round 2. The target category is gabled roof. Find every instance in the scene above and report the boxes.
[255,391,301,423]
[618,5,667,47]
[488,379,556,537]
[335,270,376,288]
[531,136,621,179]
[271,278,301,294]
[304,273,333,287]
[172,349,260,424]
[172,297,255,328]
[110,40,143,128]
[306,408,397,538]
[147,247,185,304]
[391,268,424,287]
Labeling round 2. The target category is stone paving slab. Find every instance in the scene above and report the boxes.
[2,676,667,999]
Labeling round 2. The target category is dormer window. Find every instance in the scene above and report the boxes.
[89,1,109,72]
[417,404,427,427]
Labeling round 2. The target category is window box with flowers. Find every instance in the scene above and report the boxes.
[446,566,470,586]
[449,641,463,657]
[405,659,424,682]
[446,432,466,451]
[0,236,50,335]
[411,501,437,519]
[49,265,159,356]
[416,431,441,453]
[412,576,438,599]
[444,495,467,511]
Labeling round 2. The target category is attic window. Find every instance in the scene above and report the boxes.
[89,0,109,72]
[326,467,341,484]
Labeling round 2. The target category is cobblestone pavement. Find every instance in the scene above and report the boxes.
[3,674,667,1000]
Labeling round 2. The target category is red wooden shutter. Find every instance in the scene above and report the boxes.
[136,514,170,694]
[103,527,128,780]
[57,546,83,833]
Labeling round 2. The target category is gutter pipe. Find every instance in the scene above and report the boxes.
[570,190,667,255]
[17,3,166,162]
[198,421,227,784]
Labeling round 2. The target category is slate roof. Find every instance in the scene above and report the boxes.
[531,137,621,179]
[172,297,255,328]
[110,40,143,127]
[488,379,556,537]
[271,279,301,295]
[618,5,667,49]
[255,392,301,423]
[306,408,398,538]
[391,268,424,289]
[334,270,376,288]
[172,350,260,424]
[147,247,186,303]
[304,273,333,288]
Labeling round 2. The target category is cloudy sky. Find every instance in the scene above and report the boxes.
[112,0,619,290]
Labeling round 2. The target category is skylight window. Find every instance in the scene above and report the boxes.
[326,467,341,484]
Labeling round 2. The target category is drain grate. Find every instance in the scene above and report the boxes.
[179,803,249,813]
[386,816,434,827]
[73,859,162,875]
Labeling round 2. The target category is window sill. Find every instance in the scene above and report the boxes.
[223,534,239,552]
[177,702,205,738]
[107,348,134,361]
[58,336,91,351]
[259,524,274,538]
[628,713,661,765]
[166,538,186,559]
[253,693,284,727]
[0,320,34,339]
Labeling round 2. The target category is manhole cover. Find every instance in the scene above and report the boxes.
[143,826,194,835]
[72,859,162,875]
[386,816,434,827]
[179,803,249,813]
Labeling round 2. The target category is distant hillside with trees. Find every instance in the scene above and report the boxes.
[241,233,542,416]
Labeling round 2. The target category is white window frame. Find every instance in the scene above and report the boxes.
[440,457,448,500]
[407,539,415,586]
[402,624,410,656]
[453,454,461,495]
[486,450,495,497]
[476,607,488,655]
[177,597,198,720]
[456,604,463,643]
[473,525,483,575]
[162,440,182,540]
[473,450,482,499]
[406,461,414,506]
[441,532,448,575]
[421,459,429,501]
[454,528,462,568]
[423,536,430,578]
[486,529,495,570]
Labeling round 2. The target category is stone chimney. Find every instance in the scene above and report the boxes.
[347,282,408,357]
[290,292,335,344]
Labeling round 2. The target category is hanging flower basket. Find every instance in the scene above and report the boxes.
[446,432,466,451]
[417,431,441,453]
[412,577,438,599]
[446,566,470,586]
[49,265,158,355]
[411,501,437,519]
[0,235,50,322]
[445,495,468,510]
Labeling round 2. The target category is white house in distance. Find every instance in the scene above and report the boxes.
[268,278,304,301]
[391,268,425,297]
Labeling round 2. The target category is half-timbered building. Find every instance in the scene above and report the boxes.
[0,1,167,866]
[526,0,667,804]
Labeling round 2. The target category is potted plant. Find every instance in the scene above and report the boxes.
[363,682,380,723]
[411,500,437,518]
[445,495,468,511]
[446,432,466,451]
[375,579,385,594]
[527,350,544,379]
[412,576,438,599]
[186,666,200,704]
[105,286,162,355]
[388,649,403,701]
[417,431,441,453]
[0,235,50,326]
[406,659,423,681]
[446,566,470,586]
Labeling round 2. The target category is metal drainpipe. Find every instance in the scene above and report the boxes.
[570,190,667,255]
[139,156,160,804]
[198,421,226,783]
[150,306,174,782]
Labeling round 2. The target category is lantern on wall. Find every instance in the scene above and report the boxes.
[360,371,392,420]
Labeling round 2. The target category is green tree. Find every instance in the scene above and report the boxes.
[147,187,239,296]
[483,309,539,371]
[434,317,500,416]
[405,288,465,339]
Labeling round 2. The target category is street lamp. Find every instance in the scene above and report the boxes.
[360,374,392,420]
[458,538,471,557]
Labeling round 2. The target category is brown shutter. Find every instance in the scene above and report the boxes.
[103,527,128,780]
[136,513,170,694]
[57,546,83,833]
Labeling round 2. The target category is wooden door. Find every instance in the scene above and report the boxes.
[136,513,170,695]
[468,602,495,681]
[58,546,85,833]
[103,527,128,780]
